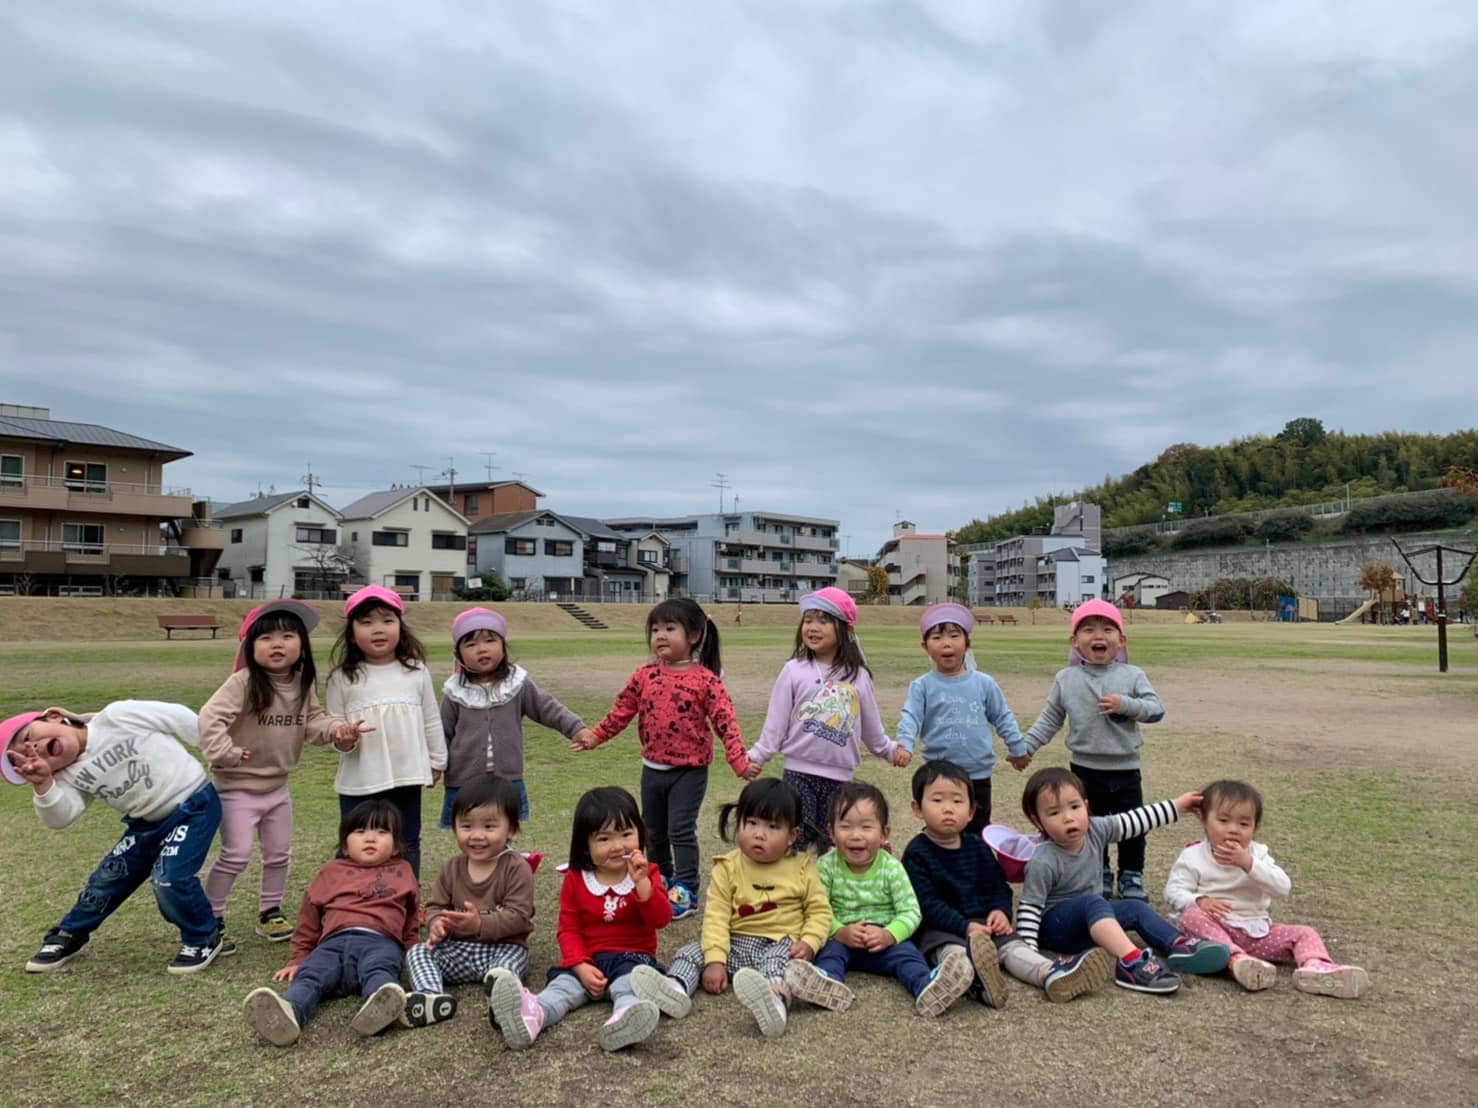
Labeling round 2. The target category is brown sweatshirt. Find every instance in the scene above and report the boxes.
[288,857,423,967]
[425,850,536,947]
[199,669,338,793]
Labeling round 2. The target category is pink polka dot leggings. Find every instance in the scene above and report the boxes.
[1178,905,1330,965]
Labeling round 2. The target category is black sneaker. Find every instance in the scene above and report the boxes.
[25,933,88,973]
[167,936,224,975]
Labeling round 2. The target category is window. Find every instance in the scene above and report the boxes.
[351,531,358,542]
[0,455,21,487]
[64,461,107,493]
[638,549,658,565]
[295,526,337,544]
[535,516,554,527]
[411,498,417,511]
[295,497,310,508]
[511,577,527,590]
[463,494,479,514]
[545,540,573,557]
[372,530,408,547]
[431,532,466,550]
[230,528,243,543]
[0,519,18,552]
[1083,575,1095,584]
[505,538,536,556]
[393,573,419,589]
[62,522,105,553]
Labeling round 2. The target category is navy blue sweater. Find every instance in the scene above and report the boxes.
[901,832,1014,937]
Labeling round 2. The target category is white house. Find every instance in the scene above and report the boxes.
[338,487,470,601]
[214,490,345,600]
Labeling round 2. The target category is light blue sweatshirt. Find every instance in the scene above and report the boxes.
[895,670,1025,779]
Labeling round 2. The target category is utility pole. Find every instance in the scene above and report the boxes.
[482,452,498,482]
[440,458,457,508]
[711,473,731,513]
[301,465,320,497]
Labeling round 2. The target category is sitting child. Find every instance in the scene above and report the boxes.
[1165,779,1367,998]
[902,761,1113,1006]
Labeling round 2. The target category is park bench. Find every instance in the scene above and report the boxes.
[997,614,1018,625]
[157,614,221,640]
[977,613,995,624]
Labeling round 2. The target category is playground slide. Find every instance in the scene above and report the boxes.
[1336,599,1376,625]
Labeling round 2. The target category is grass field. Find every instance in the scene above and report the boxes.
[1,614,1475,1107]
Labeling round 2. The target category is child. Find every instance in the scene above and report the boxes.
[327,584,448,878]
[1016,598,1163,901]
[200,600,366,949]
[1016,767,1229,995]
[440,607,594,828]
[244,799,423,1045]
[794,782,975,1017]
[746,588,908,852]
[404,775,535,1027]
[902,761,1113,1006]
[573,598,751,918]
[489,786,674,1053]
[1165,779,1368,998]
[655,778,833,1039]
[896,602,1026,835]
[4,701,225,975]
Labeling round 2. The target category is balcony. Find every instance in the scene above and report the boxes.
[177,519,225,551]
[792,532,837,552]
[0,539,190,576]
[0,474,193,518]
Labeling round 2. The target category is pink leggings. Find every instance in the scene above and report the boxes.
[205,786,293,916]
[1178,905,1330,965]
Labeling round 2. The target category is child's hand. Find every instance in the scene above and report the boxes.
[627,850,653,898]
[741,762,762,781]
[1173,791,1204,815]
[429,769,443,787]
[427,915,451,946]
[272,964,299,982]
[984,910,1012,936]
[1195,896,1232,921]
[862,925,897,953]
[1098,694,1123,716]
[432,901,480,942]
[835,922,869,949]
[8,747,53,790]
[569,730,598,752]
[573,962,608,998]
[701,962,729,995]
[1211,841,1254,872]
[891,747,912,768]
[965,921,992,938]
[331,720,372,751]
[1007,753,1032,772]
[787,940,815,962]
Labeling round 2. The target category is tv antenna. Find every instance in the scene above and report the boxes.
[711,473,731,513]
[481,452,498,482]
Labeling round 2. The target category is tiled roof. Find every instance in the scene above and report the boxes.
[0,414,190,460]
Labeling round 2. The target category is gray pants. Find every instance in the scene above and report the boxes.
[536,971,638,1025]
[668,934,792,996]
[915,927,1054,988]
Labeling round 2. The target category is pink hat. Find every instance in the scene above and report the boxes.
[799,587,857,626]
[982,823,1042,884]
[344,584,404,619]
[1070,598,1123,634]
[0,711,45,786]
[233,599,320,673]
[921,602,974,636]
[453,607,508,646]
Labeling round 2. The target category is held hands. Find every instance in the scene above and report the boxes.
[983,910,1012,936]
[787,940,815,962]
[1006,753,1032,772]
[1195,896,1233,921]
[1098,693,1123,717]
[272,964,299,983]
[568,729,599,752]
[891,747,912,768]
[331,720,373,752]
[1211,840,1254,872]
[740,762,762,781]
[574,961,608,998]
[701,962,729,995]
[1172,791,1204,816]
[839,923,896,952]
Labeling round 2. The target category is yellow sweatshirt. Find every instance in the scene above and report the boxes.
[701,849,832,965]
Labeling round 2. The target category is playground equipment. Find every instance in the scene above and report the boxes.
[1336,599,1377,626]
[1391,540,1477,673]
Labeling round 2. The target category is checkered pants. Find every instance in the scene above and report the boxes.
[405,940,529,993]
[668,934,792,996]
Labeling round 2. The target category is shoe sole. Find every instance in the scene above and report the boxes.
[629,965,692,1019]
[1166,942,1231,975]
[598,1001,660,1052]
[1293,965,1368,999]
[244,988,300,1046]
[733,968,787,1038]
[167,942,223,975]
[914,947,973,1017]
[1230,956,1277,992]
[783,961,854,1012]
[488,973,538,1048]
[1045,948,1115,1003]
[25,946,88,973]
[968,933,1009,1009]
[401,991,458,1028]
[254,926,294,943]
[1114,970,1181,995]
[350,983,406,1036]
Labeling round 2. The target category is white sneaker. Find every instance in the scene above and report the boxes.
[350,982,406,1036]
[733,967,787,1038]
[598,1001,660,1051]
[783,960,855,1012]
[914,947,973,1017]
[629,964,693,1018]
[1229,954,1277,992]
[244,987,300,1047]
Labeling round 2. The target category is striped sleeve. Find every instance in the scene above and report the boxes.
[1104,800,1179,844]
[1015,858,1052,951]
[1015,901,1044,951]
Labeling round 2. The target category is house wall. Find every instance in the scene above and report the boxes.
[473,516,585,597]
[344,492,467,600]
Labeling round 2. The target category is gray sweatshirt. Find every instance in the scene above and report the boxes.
[440,666,584,786]
[1020,663,1163,771]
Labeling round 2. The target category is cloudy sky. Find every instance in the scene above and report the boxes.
[3,1,1476,554]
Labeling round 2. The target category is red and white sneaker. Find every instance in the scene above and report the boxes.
[1229,953,1277,991]
[1293,959,1367,999]
[488,968,546,1047]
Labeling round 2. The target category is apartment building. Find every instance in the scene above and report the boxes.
[431,480,542,525]
[215,490,346,599]
[991,502,1104,607]
[339,487,470,601]
[874,521,960,606]
[0,404,221,596]
[961,543,997,607]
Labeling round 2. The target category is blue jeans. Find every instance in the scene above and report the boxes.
[438,778,530,829]
[1038,893,1182,956]
[284,929,404,1026]
[815,937,932,998]
[50,783,221,948]
[340,786,423,879]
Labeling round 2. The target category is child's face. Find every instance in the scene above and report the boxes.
[831,799,887,872]
[352,607,402,663]
[10,712,87,775]
[1070,616,1124,664]
[457,630,505,679]
[800,611,840,659]
[738,813,799,864]
[1034,784,1089,848]
[345,825,395,865]
[911,775,974,839]
[1203,800,1258,852]
[455,803,512,862]
[649,619,698,665]
[923,624,968,675]
[252,627,302,676]
[589,821,642,873]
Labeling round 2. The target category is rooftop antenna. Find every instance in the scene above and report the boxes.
[409,464,434,485]
[438,457,457,507]
[512,471,529,483]
[301,464,320,497]
[711,472,731,513]
[481,452,498,482]
[1391,539,1477,673]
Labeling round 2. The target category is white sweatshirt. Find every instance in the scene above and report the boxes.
[1164,839,1292,937]
[326,661,447,795]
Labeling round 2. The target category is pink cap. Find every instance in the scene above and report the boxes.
[1071,598,1124,634]
[921,602,974,636]
[344,584,404,619]
[1,711,46,786]
[799,586,858,626]
[233,599,320,673]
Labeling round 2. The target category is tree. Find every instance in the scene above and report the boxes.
[1359,562,1397,596]
[295,541,364,597]
[1440,464,1478,497]
[1277,417,1327,448]
[1461,566,1478,630]
[1026,595,1044,624]
[455,574,509,602]
[863,565,889,604]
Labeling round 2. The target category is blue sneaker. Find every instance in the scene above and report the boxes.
[1043,947,1114,1002]
[1114,951,1180,995]
[1117,870,1148,901]
[1165,934,1230,975]
[668,883,696,919]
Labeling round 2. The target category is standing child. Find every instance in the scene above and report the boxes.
[327,585,447,879]
[1165,779,1367,998]
[403,775,535,1028]
[440,607,594,828]
[902,761,1113,1007]
[244,799,422,1045]
[746,588,908,851]
[572,598,751,918]
[1016,767,1229,995]
[1015,598,1163,901]
[652,779,833,1039]
[896,602,1027,834]
[4,702,225,975]
[489,786,675,1053]
[200,600,366,949]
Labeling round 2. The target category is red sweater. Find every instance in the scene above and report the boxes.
[288,857,424,968]
[591,663,749,774]
[556,866,674,967]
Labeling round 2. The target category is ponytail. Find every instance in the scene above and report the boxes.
[697,616,722,674]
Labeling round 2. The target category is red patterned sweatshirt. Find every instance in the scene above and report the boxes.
[590,663,750,775]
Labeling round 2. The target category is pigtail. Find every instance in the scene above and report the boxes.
[717,801,740,843]
[697,616,722,674]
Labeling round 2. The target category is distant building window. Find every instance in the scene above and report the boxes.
[230,528,243,543]
[296,497,310,508]
[511,577,527,590]
[506,538,536,556]
[463,494,479,514]
[394,573,419,589]
[638,550,657,565]
[351,531,358,542]
[535,517,555,527]
[431,532,466,550]
[64,461,107,493]
[295,527,337,544]
[0,519,19,552]
[62,522,105,553]
[1083,575,1095,583]
[545,540,573,557]
[411,498,418,511]
[0,455,21,487]
[372,530,408,547]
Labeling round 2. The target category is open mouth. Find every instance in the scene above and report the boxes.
[44,738,63,758]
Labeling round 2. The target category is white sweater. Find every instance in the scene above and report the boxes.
[33,701,205,828]
[326,661,447,795]
[1164,839,1292,937]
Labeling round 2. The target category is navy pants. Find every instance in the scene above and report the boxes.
[966,776,992,836]
[49,783,221,948]
[784,770,844,852]
[439,778,529,829]
[1072,764,1144,873]
[640,765,707,892]
[340,786,423,879]
[284,929,404,1026]
[1038,893,1182,956]
[815,937,932,998]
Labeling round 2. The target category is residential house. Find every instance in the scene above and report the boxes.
[875,521,959,606]
[339,487,470,601]
[835,557,872,600]
[1038,547,1106,608]
[1113,571,1172,608]
[467,510,586,599]
[431,480,543,526]
[562,516,671,603]
[215,490,345,600]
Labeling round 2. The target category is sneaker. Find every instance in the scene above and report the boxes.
[1292,960,1368,999]
[733,967,787,1038]
[255,909,294,942]
[914,947,973,1017]
[215,932,238,958]
[244,987,300,1046]
[1101,866,1116,899]
[1044,947,1115,1003]
[783,960,855,1012]
[489,969,545,1048]
[668,883,696,920]
[1114,951,1181,994]
[350,982,406,1036]
[598,1000,660,1052]
[629,964,692,1019]
[1165,934,1231,975]
[26,933,88,973]
[1229,953,1277,992]
[401,990,458,1028]
[968,932,1009,1009]
[1117,870,1148,901]
[167,936,224,975]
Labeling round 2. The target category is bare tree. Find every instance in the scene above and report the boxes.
[294,541,364,598]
